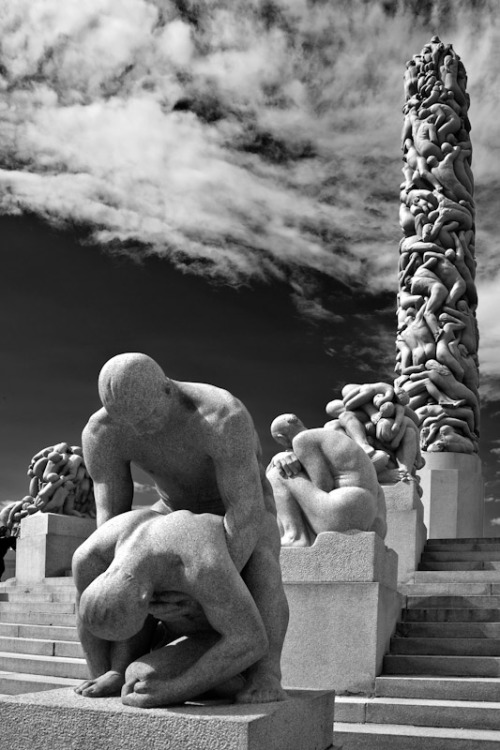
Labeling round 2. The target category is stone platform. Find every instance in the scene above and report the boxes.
[280,531,401,694]
[0,687,334,750]
[16,513,96,582]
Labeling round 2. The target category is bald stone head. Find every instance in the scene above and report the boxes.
[80,566,151,641]
[270,413,306,448]
[98,353,170,425]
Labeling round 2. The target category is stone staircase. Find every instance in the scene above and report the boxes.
[335,538,500,748]
[0,577,86,695]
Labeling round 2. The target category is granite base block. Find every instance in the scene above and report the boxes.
[418,452,484,539]
[16,513,96,582]
[280,532,402,694]
[0,687,334,750]
[383,482,427,583]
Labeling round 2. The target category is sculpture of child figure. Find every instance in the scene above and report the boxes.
[73,508,274,708]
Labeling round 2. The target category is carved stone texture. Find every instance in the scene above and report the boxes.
[396,36,479,454]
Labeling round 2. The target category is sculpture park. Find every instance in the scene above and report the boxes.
[0,4,499,750]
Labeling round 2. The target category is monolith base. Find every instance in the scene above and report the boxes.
[418,452,484,539]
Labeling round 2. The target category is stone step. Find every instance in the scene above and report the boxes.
[397,621,500,639]
[0,601,76,614]
[405,595,500,609]
[334,722,500,748]
[0,610,76,626]
[401,583,500,595]
[383,654,500,677]
[376,675,500,702]
[0,651,88,680]
[414,571,500,583]
[419,561,500,572]
[0,622,79,641]
[390,636,500,657]
[0,589,76,603]
[404,608,500,623]
[0,635,83,659]
[422,551,500,562]
[0,671,81,695]
[335,694,500,730]
[425,538,500,548]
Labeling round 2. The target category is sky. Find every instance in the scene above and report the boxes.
[1,0,500,532]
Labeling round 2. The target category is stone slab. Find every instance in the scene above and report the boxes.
[0,687,334,750]
[280,531,398,588]
[16,513,96,581]
[334,722,500,749]
[383,482,427,583]
[418,452,484,539]
[281,532,401,694]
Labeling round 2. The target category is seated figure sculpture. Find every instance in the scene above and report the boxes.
[81,352,288,704]
[266,414,387,547]
[73,508,268,707]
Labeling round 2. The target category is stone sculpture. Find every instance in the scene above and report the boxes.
[81,352,288,704]
[73,508,269,707]
[0,443,95,537]
[396,36,479,454]
[266,413,387,547]
[326,382,424,485]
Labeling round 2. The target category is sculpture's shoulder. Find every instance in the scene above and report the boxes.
[82,408,114,443]
[82,408,125,465]
[181,382,255,446]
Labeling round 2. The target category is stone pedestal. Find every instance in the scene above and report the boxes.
[0,687,334,750]
[383,481,427,583]
[16,513,96,582]
[280,531,401,695]
[417,452,484,539]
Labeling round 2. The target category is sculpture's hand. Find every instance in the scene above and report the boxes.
[270,451,303,479]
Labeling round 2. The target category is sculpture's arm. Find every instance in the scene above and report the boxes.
[72,543,156,697]
[122,542,268,708]
[82,414,134,527]
[212,413,267,572]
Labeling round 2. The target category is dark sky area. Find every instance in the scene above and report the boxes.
[2,212,499,533]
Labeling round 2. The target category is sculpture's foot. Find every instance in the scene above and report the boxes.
[74,670,124,698]
[415,455,426,470]
[121,677,167,708]
[236,673,288,704]
[370,450,390,472]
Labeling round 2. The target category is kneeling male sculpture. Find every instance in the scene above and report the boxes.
[82,352,288,703]
[73,509,271,708]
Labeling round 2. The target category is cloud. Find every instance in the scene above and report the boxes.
[491,517,500,526]
[485,496,500,503]
[0,0,499,387]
